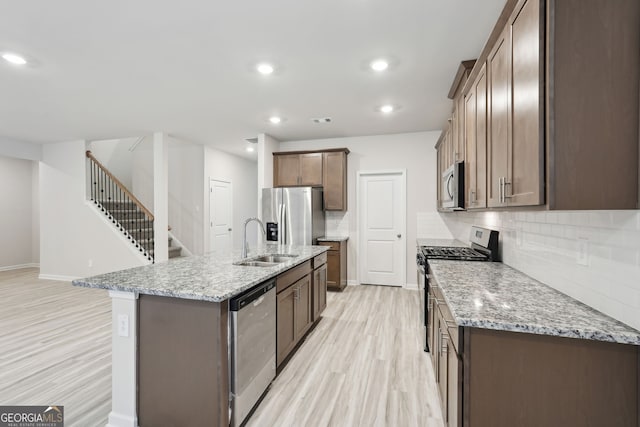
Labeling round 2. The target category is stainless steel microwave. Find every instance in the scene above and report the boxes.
[442,161,465,210]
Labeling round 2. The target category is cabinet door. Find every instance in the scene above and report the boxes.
[312,268,320,321]
[274,154,301,187]
[428,288,437,360]
[451,107,459,163]
[317,263,327,314]
[466,64,488,209]
[299,153,323,186]
[487,28,510,207]
[447,344,461,427]
[323,151,347,210]
[437,312,448,410]
[454,95,466,162]
[509,0,544,206]
[294,275,312,339]
[326,250,340,289]
[464,89,477,208]
[276,285,297,367]
[436,144,443,209]
[475,65,488,209]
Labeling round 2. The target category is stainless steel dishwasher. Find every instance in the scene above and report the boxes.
[229,279,276,427]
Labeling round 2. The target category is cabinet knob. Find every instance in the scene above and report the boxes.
[397,234,402,239]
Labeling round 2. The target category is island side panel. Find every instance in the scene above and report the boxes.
[464,327,639,426]
[138,295,229,427]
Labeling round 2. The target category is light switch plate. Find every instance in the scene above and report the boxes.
[117,314,129,337]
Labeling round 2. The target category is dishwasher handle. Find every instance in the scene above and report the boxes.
[230,279,276,311]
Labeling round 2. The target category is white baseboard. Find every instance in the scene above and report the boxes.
[403,282,419,290]
[0,263,40,272]
[38,273,80,282]
[347,280,358,286]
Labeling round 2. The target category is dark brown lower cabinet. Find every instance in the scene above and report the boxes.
[319,240,347,291]
[312,263,327,321]
[276,283,297,366]
[429,273,639,426]
[276,273,313,368]
[137,295,229,427]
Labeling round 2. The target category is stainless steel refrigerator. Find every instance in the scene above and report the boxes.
[261,187,325,246]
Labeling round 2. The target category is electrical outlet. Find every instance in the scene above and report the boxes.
[117,314,129,337]
[577,237,589,266]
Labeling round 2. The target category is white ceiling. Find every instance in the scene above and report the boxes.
[0,0,506,159]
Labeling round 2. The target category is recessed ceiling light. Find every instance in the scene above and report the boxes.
[380,105,394,114]
[269,116,282,124]
[257,63,274,75]
[370,59,389,72]
[246,146,255,152]
[2,52,27,65]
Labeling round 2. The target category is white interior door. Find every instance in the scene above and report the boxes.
[358,171,406,286]
[209,179,233,254]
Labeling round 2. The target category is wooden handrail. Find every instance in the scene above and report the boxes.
[86,150,155,220]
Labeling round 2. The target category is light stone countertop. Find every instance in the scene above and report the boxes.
[317,236,349,242]
[72,244,329,302]
[428,260,640,345]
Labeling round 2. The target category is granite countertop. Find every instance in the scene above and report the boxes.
[318,236,349,242]
[428,260,640,345]
[416,238,466,248]
[72,244,329,302]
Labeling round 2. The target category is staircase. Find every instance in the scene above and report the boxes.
[87,151,183,262]
[96,200,182,261]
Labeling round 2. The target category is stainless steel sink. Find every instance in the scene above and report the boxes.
[234,261,280,267]
[253,254,298,263]
[234,253,298,267]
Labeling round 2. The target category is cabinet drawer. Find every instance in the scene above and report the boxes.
[276,260,311,293]
[319,241,340,251]
[433,286,460,354]
[313,252,327,268]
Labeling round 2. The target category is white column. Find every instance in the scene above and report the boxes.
[106,291,139,427]
[153,132,169,262]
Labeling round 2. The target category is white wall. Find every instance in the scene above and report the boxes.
[31,161,40,264]
[89,138,139,189]
[0,136,42,161]
[131,136,154,211]
[280,131,450,286]
[0,156,39,269]
[204,146,258,253]
[168,138,204,255]
[442,210,640,331]
[40,140,149,280]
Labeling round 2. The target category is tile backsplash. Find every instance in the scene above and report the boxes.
[325,211,350,237]
[441,210,640,331]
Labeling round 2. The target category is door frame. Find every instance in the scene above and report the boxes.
[356,169,407,287]
[209,177,233,253]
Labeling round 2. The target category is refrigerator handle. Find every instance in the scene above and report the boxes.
[282,204,288,245]
[278,204,284,245]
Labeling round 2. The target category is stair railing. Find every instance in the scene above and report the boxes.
[86,150,155,261]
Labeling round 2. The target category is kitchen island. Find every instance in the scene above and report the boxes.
[73,244,329,427]
[427,260,640,426]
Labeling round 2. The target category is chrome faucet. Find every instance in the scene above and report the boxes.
[242,217,266,259]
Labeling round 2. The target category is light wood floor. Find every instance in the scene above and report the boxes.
[0,268,111,427]
[0,269,443,427]
[248,285,444,427]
